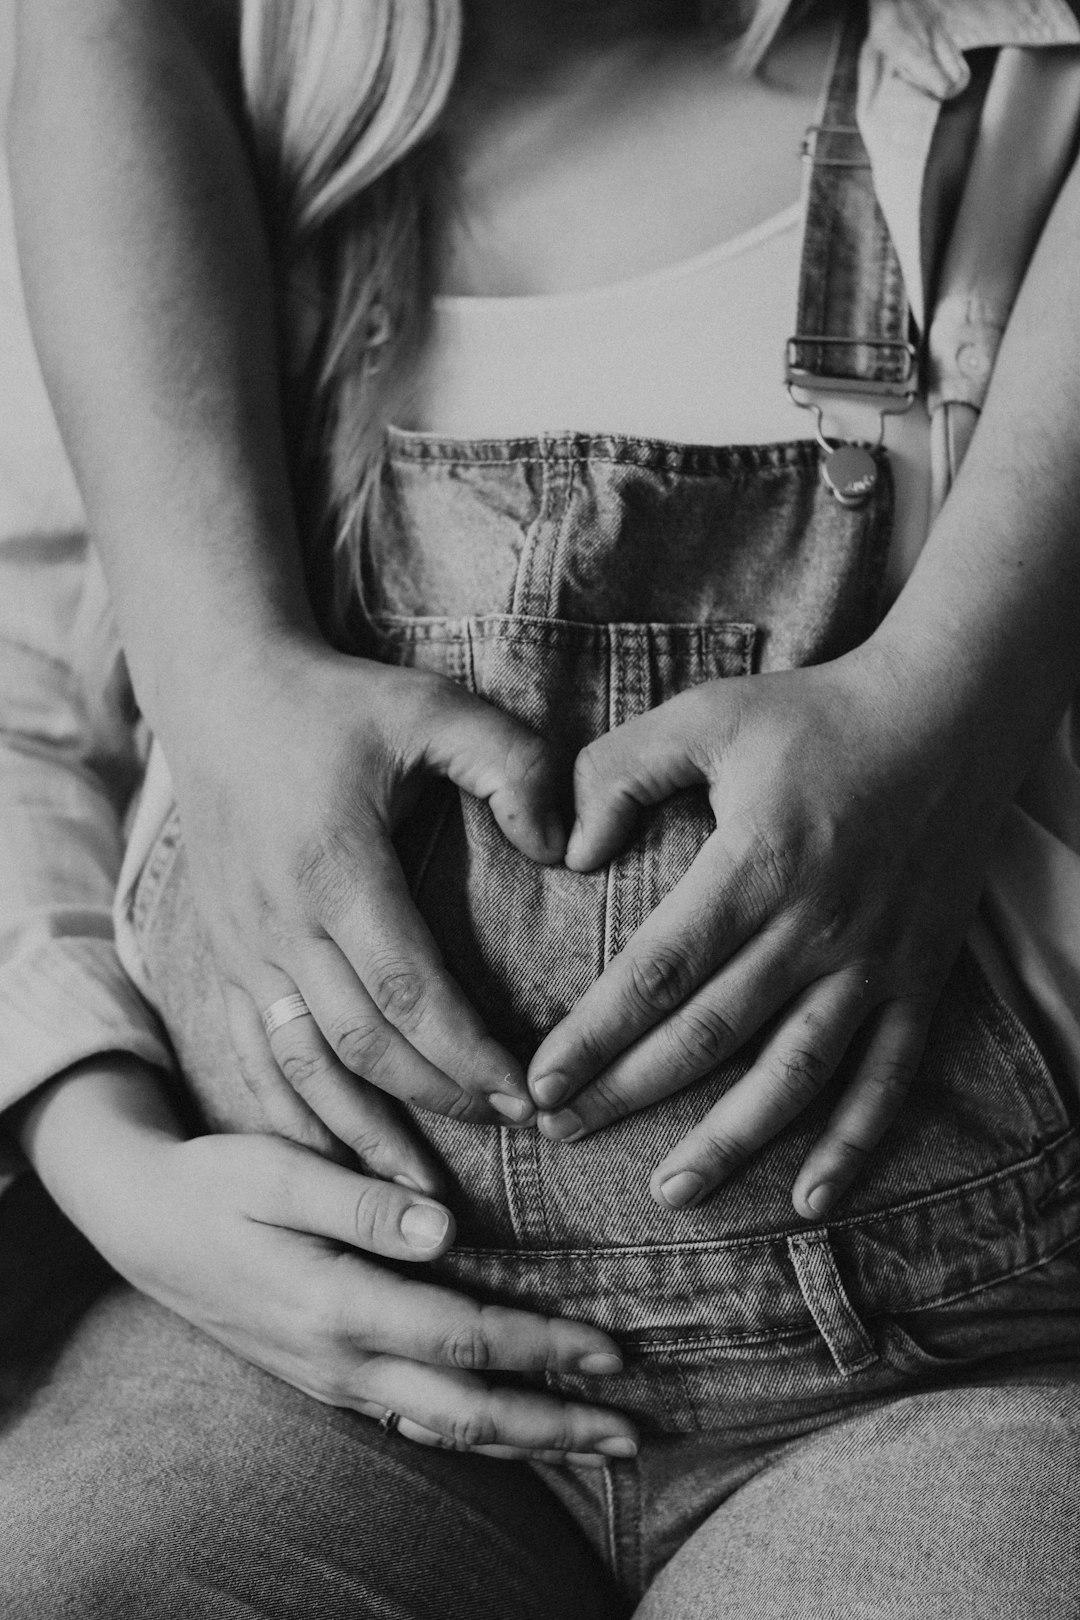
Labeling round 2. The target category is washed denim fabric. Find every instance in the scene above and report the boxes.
[111,14,1080,1603]
[0,1286,627,1620]
[127,426,1080,1603]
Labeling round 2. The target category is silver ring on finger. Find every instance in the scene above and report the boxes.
[261,992,312,1039]
[378,1409,403,1437]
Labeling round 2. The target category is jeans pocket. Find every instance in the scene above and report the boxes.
[878,1238,1080,1377]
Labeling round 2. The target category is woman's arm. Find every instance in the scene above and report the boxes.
[14,1054,636,1463]
[527,144,1080,1216]
[9,0,560,1135]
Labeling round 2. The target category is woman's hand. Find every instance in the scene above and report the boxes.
[18,1059,637,1465]
[166,634,568,1148]
[526,633,1017,1220]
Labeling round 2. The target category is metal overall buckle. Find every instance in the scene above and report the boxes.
[785,335,918,508]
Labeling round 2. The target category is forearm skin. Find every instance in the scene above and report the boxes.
[8,0,317,744]
[873,150,1080,794]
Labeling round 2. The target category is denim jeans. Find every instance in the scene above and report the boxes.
[118,427,1080,1605]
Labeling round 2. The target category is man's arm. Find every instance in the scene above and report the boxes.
[0,525,174,1187]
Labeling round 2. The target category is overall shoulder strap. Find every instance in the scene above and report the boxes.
[785,2,916,402]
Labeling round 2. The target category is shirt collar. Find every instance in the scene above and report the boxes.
[868,0,1080,102]
[858,0,1080,329]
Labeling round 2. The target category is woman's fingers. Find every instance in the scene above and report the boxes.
[535,926,804,1141]
[352,1361,637,1460]
[244,1136,456,1261]
[528,831,772,1110]
[647,976,870,1209]
[308,828,535,1122]
[791,1000,929,1219]
[334,1263,626,1380]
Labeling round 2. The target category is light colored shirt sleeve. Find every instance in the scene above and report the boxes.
[0,526,174,1183]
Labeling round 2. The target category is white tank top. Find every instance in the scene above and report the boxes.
[408,199,931,599]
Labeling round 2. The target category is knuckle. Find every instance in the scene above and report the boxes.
[867,1057,916,1111]
[330,1014,394,1077]
[804,889,853,953]
[665,1003,739,1072]
[443,1407,499,1451]
[584,1072,632,1126]
[437,1320,493,1373]
[277,1045,332,1096]
[772,1043,832,1108]
[627,944,698,1017]
[368,961,429,1030]
[831,1131,877,1165]
[349,1181,397,1250]
[443,1088,484,1124]
[697,1132,749,1180]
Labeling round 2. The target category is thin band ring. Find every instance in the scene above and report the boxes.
[261,992,312,1039]
[379,1409,403,1437]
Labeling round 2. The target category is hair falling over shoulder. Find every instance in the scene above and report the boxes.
[240,0,799,629]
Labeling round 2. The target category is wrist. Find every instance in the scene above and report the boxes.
[17,1055,185,1268]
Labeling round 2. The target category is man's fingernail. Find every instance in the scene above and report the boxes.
[532,1071,571,1108]
[490,1093,535,1123]
[658,1170,705,1208]
[577,1351,623,1376]
[596,1436,638,1458]
[400,1204,450,1250]
[565,822,584,865]
[538,1108,584,1142]
[805,1182,835,1218]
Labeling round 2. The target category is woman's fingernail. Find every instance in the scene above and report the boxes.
[400,1204,450,1250]
[532,1071,571,1108]
[596,1436,638,1458]
[565,822,584,865]
[576,1351,623,1376]
[538,1108,584,1142]
[658,1170,705,1208]
[490,1093,535,1123]
[805,1182,835,1218]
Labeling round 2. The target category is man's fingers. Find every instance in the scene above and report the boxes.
[566,694,710,871]
[528,834,767,1110]
[223,979,346,1160]
[792,1000,929,1219]
[245,1137,455,1261]
[648,976,869,1209]
[535,926,804,1141]
[420,683,568,866]
[229,975,446,1192]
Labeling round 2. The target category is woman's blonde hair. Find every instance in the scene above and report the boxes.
[241,0,797,626]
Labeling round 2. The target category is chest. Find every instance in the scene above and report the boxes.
[438,10,837,299]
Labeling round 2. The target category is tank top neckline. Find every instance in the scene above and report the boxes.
[432,199,803,316]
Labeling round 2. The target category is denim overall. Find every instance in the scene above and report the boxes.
[129,12,1080,1595]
